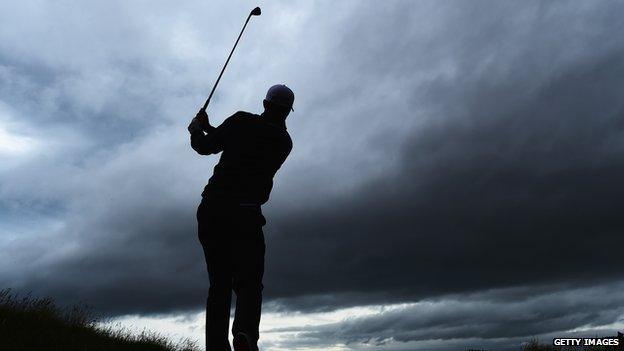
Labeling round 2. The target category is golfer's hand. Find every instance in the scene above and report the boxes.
[187,109,211,133]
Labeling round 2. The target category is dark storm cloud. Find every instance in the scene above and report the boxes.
[263,281,624,351]
[1,2,624,348]
[313,286,624,341]
[263,1,624,311]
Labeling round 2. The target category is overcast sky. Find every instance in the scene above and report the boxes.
[1,1,624,350]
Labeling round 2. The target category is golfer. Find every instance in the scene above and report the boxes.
[188,84,294,351]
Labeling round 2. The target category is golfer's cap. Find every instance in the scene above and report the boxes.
[265,84,294,111]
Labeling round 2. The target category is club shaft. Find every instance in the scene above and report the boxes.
[202,13,254,111]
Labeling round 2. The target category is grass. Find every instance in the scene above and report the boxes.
[0,289,199,351]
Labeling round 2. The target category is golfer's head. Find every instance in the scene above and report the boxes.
[263,84,294,119]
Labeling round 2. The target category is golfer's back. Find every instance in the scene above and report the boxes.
[201,111,292,204]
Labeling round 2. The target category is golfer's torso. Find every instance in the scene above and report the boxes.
[203,113,292,204]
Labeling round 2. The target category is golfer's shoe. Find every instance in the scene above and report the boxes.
[233,332,258,351]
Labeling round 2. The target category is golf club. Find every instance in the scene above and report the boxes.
[201,7,261,111]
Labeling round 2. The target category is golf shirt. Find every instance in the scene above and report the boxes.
[190,111,292,205]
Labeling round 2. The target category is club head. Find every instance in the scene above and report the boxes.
[251,7,261,16]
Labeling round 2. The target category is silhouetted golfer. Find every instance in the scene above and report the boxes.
[188,85,294,351]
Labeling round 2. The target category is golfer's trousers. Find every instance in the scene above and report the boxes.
[197,196,266,351]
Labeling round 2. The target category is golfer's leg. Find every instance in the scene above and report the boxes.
[198,202,234,351]
[232,225,265,344]
[206,261,233,351]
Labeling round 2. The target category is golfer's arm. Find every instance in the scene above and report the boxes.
[191,127,223,155]
[190,119,232,155]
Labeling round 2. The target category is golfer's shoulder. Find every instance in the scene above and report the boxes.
[222,111,256,125]
[231,110,258,120]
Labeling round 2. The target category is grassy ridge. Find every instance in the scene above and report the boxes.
[0,289,198,351]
